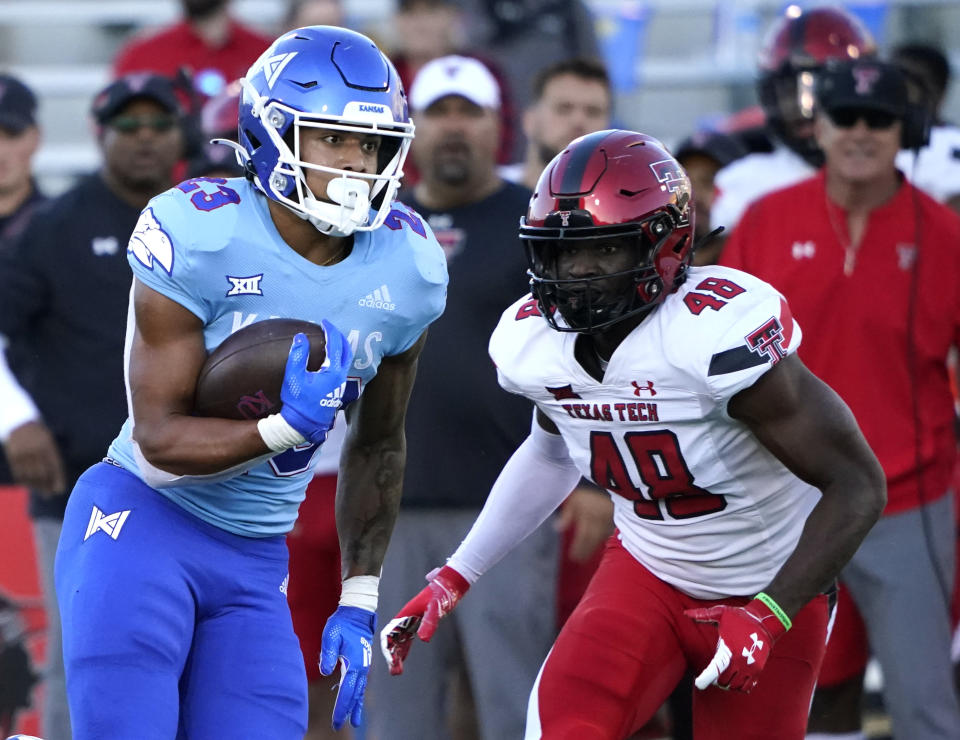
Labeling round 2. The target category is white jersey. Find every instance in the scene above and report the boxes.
[896,124,960,203]
[711,146,814,232]
[489,266,820,599]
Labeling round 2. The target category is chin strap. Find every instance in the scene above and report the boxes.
[692,225,725,254]
[210,138,249,169]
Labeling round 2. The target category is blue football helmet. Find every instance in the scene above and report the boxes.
[237,26,414,236]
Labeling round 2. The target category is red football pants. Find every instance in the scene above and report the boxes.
[286,473,342,682]
[529,537,829,740]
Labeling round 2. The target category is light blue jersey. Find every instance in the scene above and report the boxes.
[107,177,447,536]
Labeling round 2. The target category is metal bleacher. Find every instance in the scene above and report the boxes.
[0,0,393,193]
[0,0,958,196]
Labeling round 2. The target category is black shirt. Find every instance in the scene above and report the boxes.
[399,180,534,508]
[0,173,143,518]
[0,183,46,244]
[0,183,48,486]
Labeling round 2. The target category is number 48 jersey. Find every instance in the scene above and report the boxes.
[489,266,820,599]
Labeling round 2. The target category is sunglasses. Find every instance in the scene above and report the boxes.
[109,115,177,134]
[826,108,898,130]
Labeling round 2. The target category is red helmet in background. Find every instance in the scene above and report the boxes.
[757,6,875,164]
[189,79,244,178]
[201,78,242,140]
[520,129,694,333]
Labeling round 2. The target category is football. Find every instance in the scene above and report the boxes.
[193,318,327,421]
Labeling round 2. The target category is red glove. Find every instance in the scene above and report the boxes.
[379,565,470,676]
[684,595,790,693]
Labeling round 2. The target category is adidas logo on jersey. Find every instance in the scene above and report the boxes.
[84,505,131,541]
[358,284,396,311]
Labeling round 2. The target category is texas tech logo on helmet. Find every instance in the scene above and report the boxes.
[649,159,688,194]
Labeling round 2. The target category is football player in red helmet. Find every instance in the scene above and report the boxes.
[521,129,695,336]
[188,78,244,178]
[705,6,877,260]
[757,6,876,166]
[381,129,886,739]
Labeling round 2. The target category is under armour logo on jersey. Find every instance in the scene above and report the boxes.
[226,274,264,296]
[262,52,298,89]
[358,284,396,311]
[128,207,174,275]
[896,243,917,270]
[92,236,119,256]
[742,633,764,665]
[791,241,815,260]
[84,505,131,541]
[631,380,657,397]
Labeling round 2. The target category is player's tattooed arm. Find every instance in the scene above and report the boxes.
[337,330,427,578]
[727,353,886,619]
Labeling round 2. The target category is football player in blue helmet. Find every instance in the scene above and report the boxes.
[235,25,414,236]
[54,23,447,740]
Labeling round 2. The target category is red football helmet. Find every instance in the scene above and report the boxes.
[190,79,244,178]
[520,129,694,333]
[757,6,875,164]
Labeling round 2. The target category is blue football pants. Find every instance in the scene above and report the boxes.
[55,462,308,740]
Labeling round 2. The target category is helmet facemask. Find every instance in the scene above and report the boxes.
[524,209,687,333]
[758,66,823,166]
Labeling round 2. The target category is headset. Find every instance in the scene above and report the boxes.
[898,64,934,152]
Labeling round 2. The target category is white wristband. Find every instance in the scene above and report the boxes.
[257,412,307,452]
[339,575,379,612]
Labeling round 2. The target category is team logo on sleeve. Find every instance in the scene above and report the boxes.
[128,207,174,275]
[84,505,131,541]
[745,317,787,365]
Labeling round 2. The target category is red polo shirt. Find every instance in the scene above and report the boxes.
[113,19,271,94]
[720,170,960,514]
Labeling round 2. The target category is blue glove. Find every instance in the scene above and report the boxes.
[319,605,376,729]
[279,319,353,444]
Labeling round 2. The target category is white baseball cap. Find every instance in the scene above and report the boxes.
[409,55,501,112]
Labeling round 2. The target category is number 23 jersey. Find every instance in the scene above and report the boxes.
[489,266,820,599]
